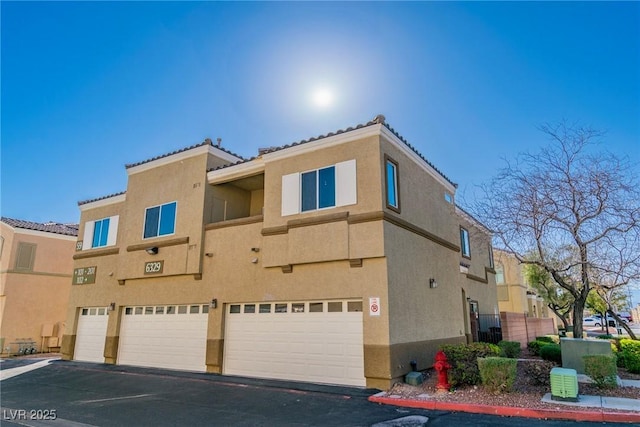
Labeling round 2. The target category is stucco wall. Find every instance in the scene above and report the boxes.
[1,223,75,353]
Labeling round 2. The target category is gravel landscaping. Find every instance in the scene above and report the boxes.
[387,354,640,413]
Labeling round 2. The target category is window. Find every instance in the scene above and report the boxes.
[460,227,471,258]
[281,160,357,216]
[92,218,110,248]
[385,156,400,212]
[301,166,336,212]
[444,192,453,204]
[347,301,363,312]
[495,264,505,284]
[488,244,494,269]
[259,304,271,313]
[15,242,36,271]
[328,302,343,312]
[144,202,177,239]
[82,216,119,249]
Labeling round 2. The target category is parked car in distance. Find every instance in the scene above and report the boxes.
[583,316,602,327]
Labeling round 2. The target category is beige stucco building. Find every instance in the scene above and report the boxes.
[1,218,78,354]
[62,115,497,389]
[495,249,550,319]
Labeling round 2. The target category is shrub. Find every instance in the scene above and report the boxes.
[522,359,555,386]
[527,340,546,356]
[539,343,562,364]
[478,357,517,394]
[583,355,618,389]
[620,339,640,374]
[596,334,614,340]
[616,351,626,368]
[440,342,501,386]
[498,341,521,359]
[536,336,555,343]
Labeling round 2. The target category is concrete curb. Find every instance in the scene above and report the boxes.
[368,393,640,423]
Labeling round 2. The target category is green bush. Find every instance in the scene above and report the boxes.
[596,334,614,340]
[539,343,562,364]
[478,357,517,394]
[620,339,640,374]
[522,359,555,386]
[583,355,618,389]
[440,342,501,386]
[527,340,546,356]
[616,351,626,368]
[498,341,522,359]
[536,336,555,343]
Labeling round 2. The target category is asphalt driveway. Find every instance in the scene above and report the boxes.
[0,359,628,426]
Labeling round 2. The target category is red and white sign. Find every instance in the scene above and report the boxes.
[369,297,381,316]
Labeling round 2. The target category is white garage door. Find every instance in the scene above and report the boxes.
[118,304,209,372]
[74,307,109,363]
[223,300,365,386]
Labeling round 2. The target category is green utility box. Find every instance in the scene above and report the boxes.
[550,367,579,402]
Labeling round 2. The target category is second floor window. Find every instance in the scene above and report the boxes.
[281,159,356,216]
[92,218,111,248]
[495,263,505,284]
[460,226,471,258]
[385,156,400,212]
[82,215,119,249]
[144,201,177,239]
[301,166,336,212]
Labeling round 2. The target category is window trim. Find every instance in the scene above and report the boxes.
[384,155,400,213]
[143,201,177,239]
[460,226,471,259]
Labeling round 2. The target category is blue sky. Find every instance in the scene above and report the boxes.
[2,1,639,223]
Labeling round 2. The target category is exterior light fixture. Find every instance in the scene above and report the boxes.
[429,278,438,288]
[145,247,159,255]
[210,299,218,309]
[109,302,116,311]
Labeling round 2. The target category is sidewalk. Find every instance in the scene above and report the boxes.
[369,377,640,423]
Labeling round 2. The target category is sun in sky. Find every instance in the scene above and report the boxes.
[311,87,334,108]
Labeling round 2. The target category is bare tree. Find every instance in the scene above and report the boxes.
[475,121,640,339]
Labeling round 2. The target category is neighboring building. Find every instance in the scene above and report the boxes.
[0,218,78,354]
[62,115,497,389]
[495,249,550,319]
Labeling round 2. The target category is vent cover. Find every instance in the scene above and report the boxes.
[550,367,579,401]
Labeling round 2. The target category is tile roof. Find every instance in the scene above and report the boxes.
[125,138,244,169]
[78,191,127,206]
[208,114,457,188]
[1,217,79,236]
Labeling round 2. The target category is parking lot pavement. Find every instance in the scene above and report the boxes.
[1,360,630,427]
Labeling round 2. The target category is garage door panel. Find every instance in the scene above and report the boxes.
[118,306,207,372]
[224,301,364,386]
[74,308,109,363]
